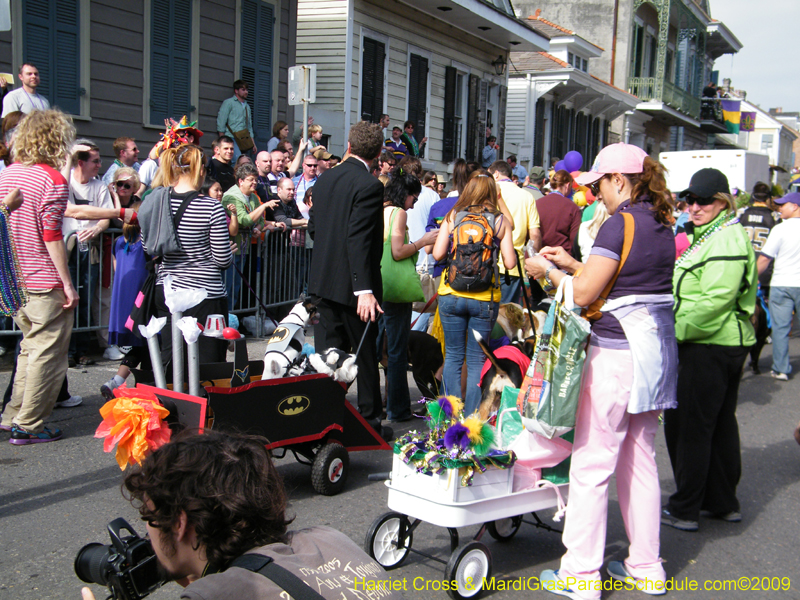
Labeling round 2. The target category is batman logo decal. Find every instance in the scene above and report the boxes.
[267,327,290,345]
[278,395,311,416]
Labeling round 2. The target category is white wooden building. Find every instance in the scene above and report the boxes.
[295,0,548,174]
[505,14,640,172]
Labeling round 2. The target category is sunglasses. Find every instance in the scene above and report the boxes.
[685,195,716,206]
[115,182,132,189]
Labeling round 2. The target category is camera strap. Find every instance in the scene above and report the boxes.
[231,554,327,600]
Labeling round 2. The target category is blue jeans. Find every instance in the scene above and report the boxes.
[68,247,99,358]
[769,286,800,375]
[500,275,522,304]
[376,302,412,421]
[438,293,498,415]
[225,252,245,312]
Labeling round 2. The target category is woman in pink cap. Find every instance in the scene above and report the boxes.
[526,143,677,598]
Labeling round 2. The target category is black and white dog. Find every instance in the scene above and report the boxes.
[262,298,318,380]
[309,348,359,383]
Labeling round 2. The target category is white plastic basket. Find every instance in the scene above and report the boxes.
[390,454,514,504]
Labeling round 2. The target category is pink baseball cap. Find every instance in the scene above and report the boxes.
[575,143,648,186]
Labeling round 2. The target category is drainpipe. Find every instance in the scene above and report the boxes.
[610,0,620,86]
[624,111,632,144]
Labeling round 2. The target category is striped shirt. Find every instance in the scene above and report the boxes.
[0,163,67,289]
[142,191,233,299]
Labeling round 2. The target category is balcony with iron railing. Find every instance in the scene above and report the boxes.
[627,77,701,120]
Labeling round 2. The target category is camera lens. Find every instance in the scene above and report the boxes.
[75,542,113,585]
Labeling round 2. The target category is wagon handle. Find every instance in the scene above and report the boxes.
[367,472,390,481]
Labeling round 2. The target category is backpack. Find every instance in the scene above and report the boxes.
[447,206,499,294]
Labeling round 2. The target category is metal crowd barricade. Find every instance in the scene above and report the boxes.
[0,227,310,340]
[221,226,312,337]
[0,228,122,339]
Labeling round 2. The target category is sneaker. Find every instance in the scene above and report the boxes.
[661,508,698,532]
[9,425,63,444]
[770,370,788,381]
[101,379,121,400]
[77,355,96,366]
[119,346,132,355]
[715,511,742,523]
[103,346,126,361]
[539,570,588,600]
[55,395,83,408]
[607,561,666,595]
[0,423,12,432]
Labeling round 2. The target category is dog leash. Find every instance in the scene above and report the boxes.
[410,293,438,329]
[232,260,279,327]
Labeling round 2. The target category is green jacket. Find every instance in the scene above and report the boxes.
[673,212,757,347]
[221,184,263,255]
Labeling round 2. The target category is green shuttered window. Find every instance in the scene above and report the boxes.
[240,0,274,152]
[22,0,80,115]
[150,0,193,124]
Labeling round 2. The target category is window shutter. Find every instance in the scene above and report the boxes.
[466,74,480,162]
[407,54,428,143]
[171,0,192,116]
[533,97,545,167]
[360,38,385,123]
[54,0,80,114]
[150,0,192,124]
[475,80,488,161]
[241,0,273,150]
[442,66,457,163]
[496,84,507,159]
[22,0,80,115]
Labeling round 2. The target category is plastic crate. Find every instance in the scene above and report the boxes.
[390,454,514,504]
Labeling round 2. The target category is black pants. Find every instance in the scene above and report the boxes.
[155,286,227,367]
[664,343,749,520]
[314,298,382,421]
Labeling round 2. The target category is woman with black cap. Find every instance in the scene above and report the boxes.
[663,167,757,532]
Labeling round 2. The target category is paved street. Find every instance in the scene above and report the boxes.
[1,336,800,600]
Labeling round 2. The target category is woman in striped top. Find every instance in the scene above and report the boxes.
[144,144,233,364]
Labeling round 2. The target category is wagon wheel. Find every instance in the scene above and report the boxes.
[444,541,492,599]
[486,515,523,542]
[364,512,413,570]
[310,442,349,495]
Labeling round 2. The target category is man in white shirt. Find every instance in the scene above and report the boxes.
[757,191,800,381]
[1,63,51,117]
[66,140,112,366]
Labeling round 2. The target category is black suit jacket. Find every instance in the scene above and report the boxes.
[308,157,384,308]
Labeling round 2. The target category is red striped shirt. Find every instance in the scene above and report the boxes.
[0,163,68,289]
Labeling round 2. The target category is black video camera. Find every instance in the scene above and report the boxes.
[75,518,165,600]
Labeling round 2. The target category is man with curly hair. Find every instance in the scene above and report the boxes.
[80,430,402,600]
[0,109,78,444]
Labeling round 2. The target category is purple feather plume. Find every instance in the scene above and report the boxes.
[438,397,453,419]
[444,422,470,451]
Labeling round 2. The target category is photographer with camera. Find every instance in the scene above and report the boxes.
[77,430,403,600]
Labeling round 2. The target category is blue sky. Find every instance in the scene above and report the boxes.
[710,0,799,112]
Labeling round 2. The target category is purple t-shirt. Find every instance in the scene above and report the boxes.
[427,194,459,277]
[589,199,675,341]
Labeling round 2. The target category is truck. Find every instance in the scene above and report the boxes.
[658,149,770,196]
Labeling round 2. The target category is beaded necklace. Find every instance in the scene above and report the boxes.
[0,205,28,315]
[675,212,739,269]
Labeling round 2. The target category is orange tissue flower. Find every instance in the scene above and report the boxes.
[95,394,172,470]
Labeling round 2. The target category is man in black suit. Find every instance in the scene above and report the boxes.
[308,122,390,439]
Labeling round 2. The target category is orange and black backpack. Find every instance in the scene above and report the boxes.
[447,206,499,294]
